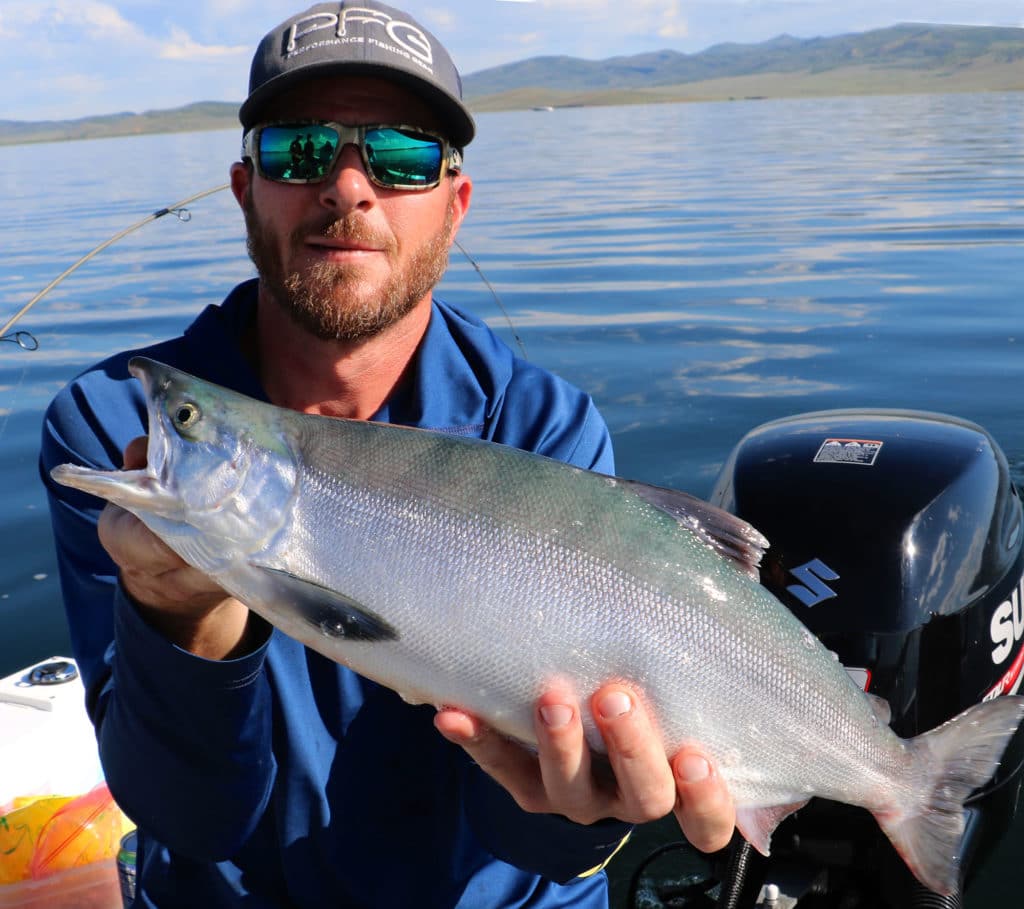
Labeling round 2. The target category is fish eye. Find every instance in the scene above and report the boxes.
[172,401,201,431]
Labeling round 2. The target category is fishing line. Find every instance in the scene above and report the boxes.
[454,239,527,360]
[0,183,232,347]
[0,364,29,445]
[3,183,524,360]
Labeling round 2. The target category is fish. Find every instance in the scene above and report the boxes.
[52,356,1024,896]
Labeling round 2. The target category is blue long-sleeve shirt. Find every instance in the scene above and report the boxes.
[40,280,631,908]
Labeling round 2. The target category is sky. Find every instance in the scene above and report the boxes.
[3,0,1022,122]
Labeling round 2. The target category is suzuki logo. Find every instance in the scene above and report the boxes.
[990,574,1024,664]
[787,558,840,607]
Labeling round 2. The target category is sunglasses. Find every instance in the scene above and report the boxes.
[242,121,463,191]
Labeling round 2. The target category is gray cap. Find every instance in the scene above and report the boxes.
[240,1,475,147]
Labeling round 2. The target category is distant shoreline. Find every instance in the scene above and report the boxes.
[2,81,1022,149]
[469,68,1024,116]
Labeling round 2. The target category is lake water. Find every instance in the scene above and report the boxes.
[1,92,1023,905]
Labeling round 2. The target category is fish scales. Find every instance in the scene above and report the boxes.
[254,394,909,809]
[50,357,1024,896]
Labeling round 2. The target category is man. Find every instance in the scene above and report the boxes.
[41,3,734,906]
[288,132,303,176]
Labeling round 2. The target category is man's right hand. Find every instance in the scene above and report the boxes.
[437,684,737,853]
[97,437,263,659]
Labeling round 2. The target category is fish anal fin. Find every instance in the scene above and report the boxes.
[620,479,769,580]
[866,692,892,726]
[735,800,809,856]
[253,565,398,642]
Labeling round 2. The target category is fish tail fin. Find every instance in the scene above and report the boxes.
[875,695,1024,895]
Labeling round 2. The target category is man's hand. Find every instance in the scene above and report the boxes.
[96,436,261,659]
[434,683,736,852]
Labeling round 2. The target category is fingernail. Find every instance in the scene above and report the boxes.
[597,690,632,719]
[676,753,711,782]
[539,704,574,728]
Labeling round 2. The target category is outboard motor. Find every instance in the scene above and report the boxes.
[699,409,1024,908]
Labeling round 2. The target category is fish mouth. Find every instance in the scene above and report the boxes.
[128,356,180,490]
[50,357,185,514]
[129,356,175,418]
[49,463,181,515]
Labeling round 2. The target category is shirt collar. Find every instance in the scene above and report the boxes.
[371,297,514,436]
[187,281,515,439]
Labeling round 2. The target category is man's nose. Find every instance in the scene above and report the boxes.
[317,143,375,210]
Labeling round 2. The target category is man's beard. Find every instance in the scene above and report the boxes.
[243,191,454,342]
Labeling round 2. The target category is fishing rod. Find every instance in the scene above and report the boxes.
[0,183,231,348]
[1,183,525,359]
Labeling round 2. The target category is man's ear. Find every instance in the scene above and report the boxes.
[448,173,473,241]
[230,160,253,210]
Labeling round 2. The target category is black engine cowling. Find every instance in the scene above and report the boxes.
[707,410,1024,906]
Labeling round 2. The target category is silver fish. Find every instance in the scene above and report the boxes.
[52,357,1024,895]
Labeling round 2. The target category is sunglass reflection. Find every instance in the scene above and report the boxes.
[243,122,461,191]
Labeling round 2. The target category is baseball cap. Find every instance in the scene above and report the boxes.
[240,1,475,147]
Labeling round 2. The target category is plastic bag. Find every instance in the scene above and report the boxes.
[0,784,132,885]
[27,784,128,880]
[0,798,74,884]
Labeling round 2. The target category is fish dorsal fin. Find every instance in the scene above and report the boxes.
[252,566,398,642]
[619,479,769,581]
[735,799,810,856]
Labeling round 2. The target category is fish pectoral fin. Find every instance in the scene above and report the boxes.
[252,566,398,642]
[619,479,769,580]
[735,799,809,856]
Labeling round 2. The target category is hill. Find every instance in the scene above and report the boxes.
[464,23,1024,95]
[0,102,239,146]
[463,22,1024,110]
[1,23,1021,146]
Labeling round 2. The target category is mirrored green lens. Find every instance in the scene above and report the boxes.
[258,125,340,181]
[365,128,443,186]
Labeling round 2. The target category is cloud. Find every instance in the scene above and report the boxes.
[1,2,257,118]
[656,0,689,39]
[426,7,458,28]
[200,0,252,14]
[659,22,689,38]
[160,26,249,61]
[3,0,148,43]
[66,2,140,38]
[2,0,152,70]
[504,0,691,55]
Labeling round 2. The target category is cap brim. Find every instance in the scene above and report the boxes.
[238,63,475,148]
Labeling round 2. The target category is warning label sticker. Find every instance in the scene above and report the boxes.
[813,438,883,466]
